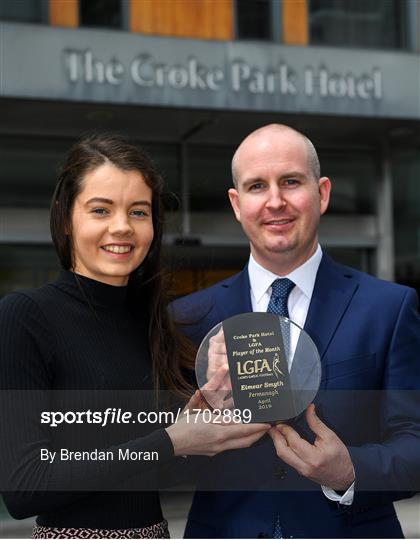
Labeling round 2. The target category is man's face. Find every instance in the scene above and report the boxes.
[228,130,331,274]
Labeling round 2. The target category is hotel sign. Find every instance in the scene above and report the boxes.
[64,49,382,101]
[1,22,419,118]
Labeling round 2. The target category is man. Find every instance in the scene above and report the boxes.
[172,125,420,538]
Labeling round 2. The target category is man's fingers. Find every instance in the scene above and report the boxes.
[272,423,315,463]
[268,427,307,472]
[305,404,332,440]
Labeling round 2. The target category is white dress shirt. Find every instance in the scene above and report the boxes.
[247,245,354,505]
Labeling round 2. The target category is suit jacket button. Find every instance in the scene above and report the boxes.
[257,533,269,538]
[274,465,287,479]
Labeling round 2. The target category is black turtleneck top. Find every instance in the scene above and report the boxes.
[0,271,175,529]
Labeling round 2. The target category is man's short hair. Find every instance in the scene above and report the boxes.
[231,125,321,186]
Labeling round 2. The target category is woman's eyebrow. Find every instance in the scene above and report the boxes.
[131,201,152,207]
[84,198,151,207]
[85,197,113,205]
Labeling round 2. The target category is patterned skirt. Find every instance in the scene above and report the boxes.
[32,519,170,539]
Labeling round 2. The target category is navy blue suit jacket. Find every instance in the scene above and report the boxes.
[172,254,420,538]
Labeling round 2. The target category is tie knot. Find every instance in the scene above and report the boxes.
[270,278,295,299]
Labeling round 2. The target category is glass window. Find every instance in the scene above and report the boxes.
[0,245,60,298]
[324,247,374,274]
[0,0,47,24]
[309,0,407,50]
[0,137,179,210]
[189,144,235,212]
[318,151,377,214]
[80,0,122,29]
[141,143,180,212]
[236,0,272,40]
[0,137,70,207]
[392,149,420,294]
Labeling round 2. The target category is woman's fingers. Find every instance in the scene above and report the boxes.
[207,328,228,379]
[202,365,232,409]
[219,427,268,452]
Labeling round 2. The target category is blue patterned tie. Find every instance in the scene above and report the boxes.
[267,278,295,317]
[273,515,283,539]
[267,278,294,540]
[267,277,295,359]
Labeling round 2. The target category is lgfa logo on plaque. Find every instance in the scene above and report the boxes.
[236,353,284,378]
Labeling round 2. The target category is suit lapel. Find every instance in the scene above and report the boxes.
[304,253,359,361]
[215,267,252,321]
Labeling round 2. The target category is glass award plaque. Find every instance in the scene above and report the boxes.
[195,313,321,423]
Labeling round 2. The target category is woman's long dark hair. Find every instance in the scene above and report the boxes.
[50,133,194,399]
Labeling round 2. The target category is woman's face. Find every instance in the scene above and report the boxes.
[71,162,154,286]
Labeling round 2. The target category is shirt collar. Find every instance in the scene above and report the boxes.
[248,245,323,303]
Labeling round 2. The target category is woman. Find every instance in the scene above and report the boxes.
[0,134,268,538]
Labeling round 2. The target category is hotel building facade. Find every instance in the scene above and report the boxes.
[1,0,419,297]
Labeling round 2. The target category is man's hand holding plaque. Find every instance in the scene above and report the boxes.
[269,404,355,490]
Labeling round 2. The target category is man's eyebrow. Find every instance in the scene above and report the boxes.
[85,198,151,207]
[241,172,306,188]
[241,177,264,188]
[279,171,306,179]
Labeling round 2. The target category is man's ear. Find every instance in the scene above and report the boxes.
[319,177,331,216]
[228,188,241,223]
